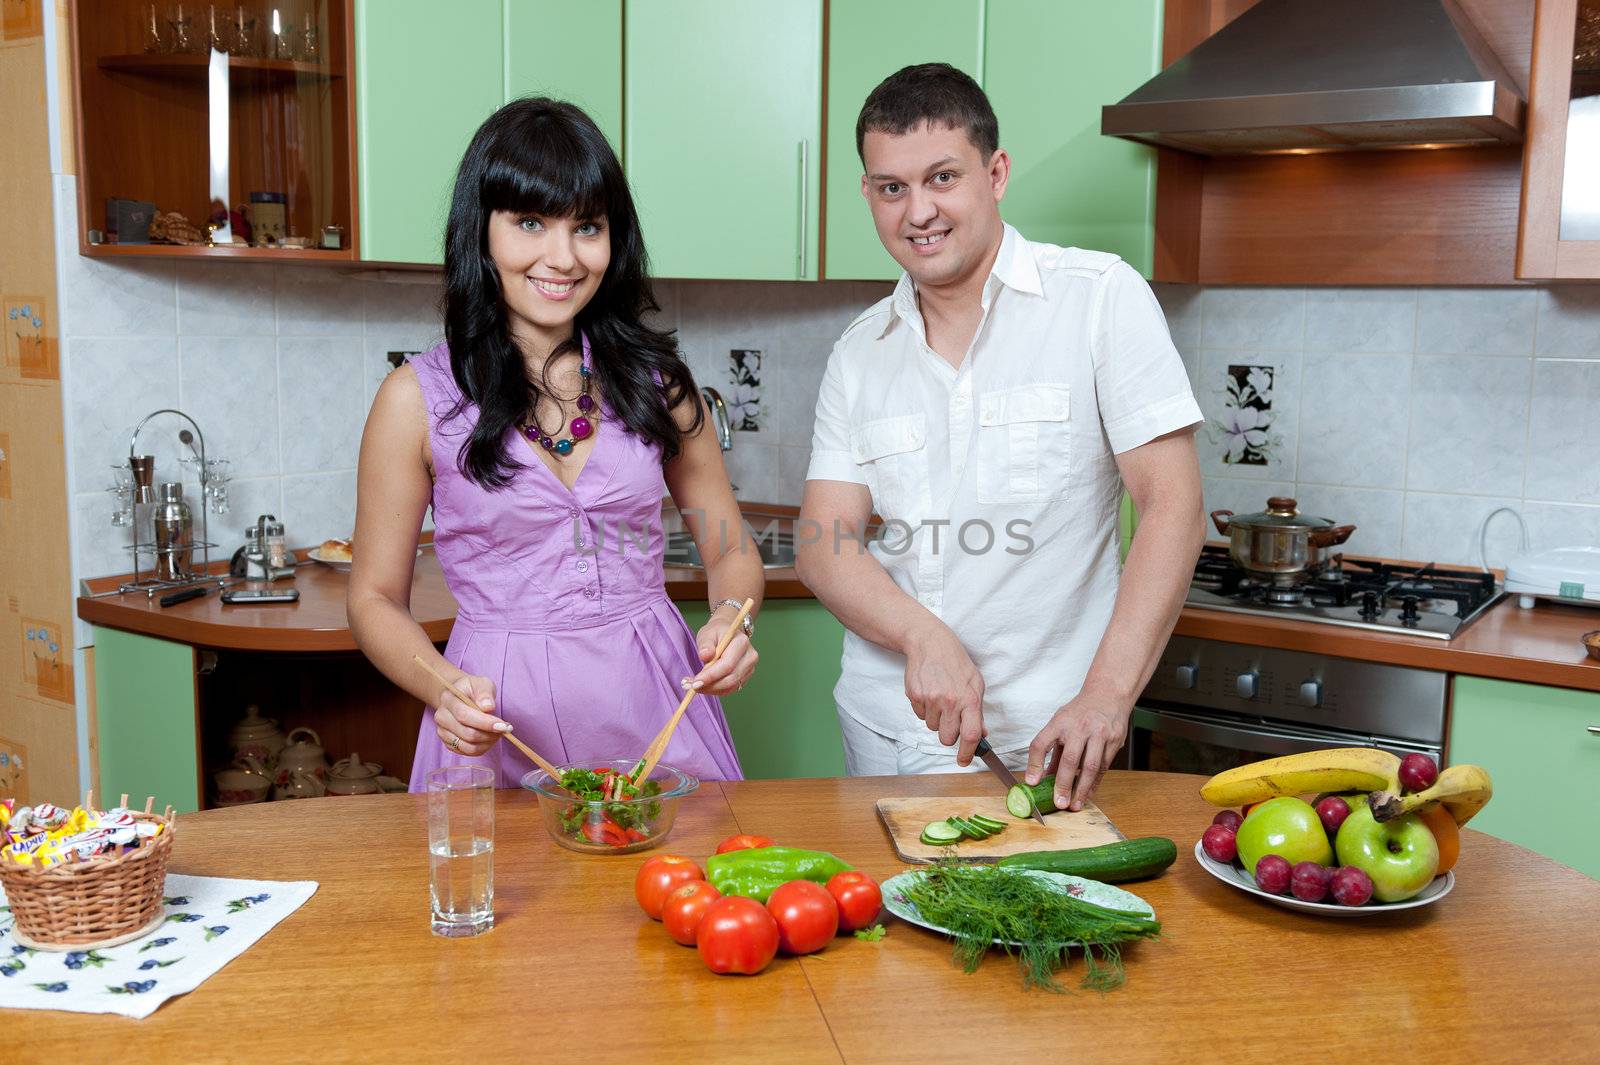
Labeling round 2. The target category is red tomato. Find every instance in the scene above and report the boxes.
[765,880,838,955]
[696,896,780,975]
[634,855,704,919]
[825,871,882,932]
[714,834,776,854]
[661,880,722,946]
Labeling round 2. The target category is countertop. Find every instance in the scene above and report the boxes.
[78,543,1600,692]
[13,772,1599,1061]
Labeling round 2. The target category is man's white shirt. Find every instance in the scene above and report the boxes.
[807,224,1201,757]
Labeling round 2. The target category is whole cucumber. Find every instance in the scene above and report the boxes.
[997,837,1178,883]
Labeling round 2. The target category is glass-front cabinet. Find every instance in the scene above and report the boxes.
[71,0,357,262]
[1518,0,1600,277]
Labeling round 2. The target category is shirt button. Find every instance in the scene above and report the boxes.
[577,560,589,573]
[583,587,597,599]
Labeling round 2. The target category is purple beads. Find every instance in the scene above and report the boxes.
[569,416,593,441]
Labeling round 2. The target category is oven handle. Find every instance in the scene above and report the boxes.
[1131,705,1376,757]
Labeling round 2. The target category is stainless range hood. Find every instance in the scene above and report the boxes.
[1101,0,1524,156]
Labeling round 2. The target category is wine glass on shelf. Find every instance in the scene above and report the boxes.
[166,3,196,55]
[142,3,169,54]
[108,464,134,527]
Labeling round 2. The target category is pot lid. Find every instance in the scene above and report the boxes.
[230,704,281,739]
[1227,497,1335,529]
[330,752,381,779]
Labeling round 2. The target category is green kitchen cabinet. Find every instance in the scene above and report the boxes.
[984,0,1163,276]
[92,626,202,814]
[624,0,822,279]
[1448,676,1600,879]
[676,599,847,779]
[356,0,502,264]
[505,1,623,153]
[822,0,985,281]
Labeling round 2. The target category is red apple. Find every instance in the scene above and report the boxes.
[1202,825,1238,863]
[1399,754,1439,793]
[1329,866,1375,906]
[1253,854,1293,894]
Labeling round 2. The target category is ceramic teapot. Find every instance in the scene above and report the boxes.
[326,752,384,796]
[277,726,330,781]
[273,765,326,801]
[229,704,286,768]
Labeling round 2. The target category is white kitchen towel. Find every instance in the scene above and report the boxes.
[0,874,317,1018]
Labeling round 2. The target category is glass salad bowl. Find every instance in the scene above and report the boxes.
[521,760,698,855]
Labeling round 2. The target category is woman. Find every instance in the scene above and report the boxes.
[349,98,761,789]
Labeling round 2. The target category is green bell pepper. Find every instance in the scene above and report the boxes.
[705,846,854,902]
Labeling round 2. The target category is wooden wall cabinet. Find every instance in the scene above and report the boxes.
[71,0,359,263]
[1517,0,1600,278]
[1154,0,1535,286]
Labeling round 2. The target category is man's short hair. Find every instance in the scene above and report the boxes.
[855,63,999,166]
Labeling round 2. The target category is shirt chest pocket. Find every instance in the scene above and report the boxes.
[851,413,928,519]
[976,384,1072,505]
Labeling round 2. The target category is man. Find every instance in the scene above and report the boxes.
[796,64,1204,813]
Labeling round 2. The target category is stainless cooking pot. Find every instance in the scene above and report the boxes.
[1209,497,1355,579]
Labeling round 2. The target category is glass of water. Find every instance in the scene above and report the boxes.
[427,765,494,937]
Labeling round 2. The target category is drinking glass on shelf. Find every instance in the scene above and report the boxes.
[166,3,197,55]
[427,765,495,938]
[233,4,259,57]
[206,4,236,55]
[142,3,169,53]
[108,465,134,527]
[268,6,294,60]
[299,11,320,63]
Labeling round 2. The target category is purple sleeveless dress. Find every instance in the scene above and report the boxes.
[406,341,743,790]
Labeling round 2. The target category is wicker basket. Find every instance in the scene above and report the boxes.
[0,806,174,951]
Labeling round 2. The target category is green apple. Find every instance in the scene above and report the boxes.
[1334,804,1440,903]
[1235,796,1334,874]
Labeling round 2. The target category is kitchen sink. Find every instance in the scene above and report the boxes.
[664,530,795,569]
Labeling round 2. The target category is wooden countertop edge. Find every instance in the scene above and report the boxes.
[1175,606,1600,693]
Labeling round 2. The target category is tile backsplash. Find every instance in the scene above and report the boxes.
[1158,282,1600,571]
[54,170,1600,586]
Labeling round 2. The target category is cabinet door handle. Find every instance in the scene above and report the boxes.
[797,139,808,279]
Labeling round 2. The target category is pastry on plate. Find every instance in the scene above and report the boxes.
[318,538,353,562]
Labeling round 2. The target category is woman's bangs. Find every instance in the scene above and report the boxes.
[481,128,609,223]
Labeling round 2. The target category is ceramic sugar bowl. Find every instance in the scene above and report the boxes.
[229,704,286,768]
[325,752,384,796]
[214,755,271,806]
[277,726,330,782]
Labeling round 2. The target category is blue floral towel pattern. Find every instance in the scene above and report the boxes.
[0,874,316,1019]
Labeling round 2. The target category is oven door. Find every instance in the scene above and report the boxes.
[1126,704,1442,778]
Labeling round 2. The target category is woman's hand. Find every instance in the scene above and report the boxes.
[433,672,509,756]
[688,613,758,697]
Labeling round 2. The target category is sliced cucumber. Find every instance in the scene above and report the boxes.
[1006,780,1058,819]
[920,820,963,845]
[969,814,1007,832]
[948,816,987,840]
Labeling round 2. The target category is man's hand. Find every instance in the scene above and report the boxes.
[904,621,987,765]
[1025,688,1133,811]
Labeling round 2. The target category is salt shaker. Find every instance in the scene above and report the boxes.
[264,518,287,569]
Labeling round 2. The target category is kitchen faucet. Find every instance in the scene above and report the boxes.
[701,386,737,493]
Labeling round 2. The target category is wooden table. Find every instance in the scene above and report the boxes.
[15,772,1600,1062]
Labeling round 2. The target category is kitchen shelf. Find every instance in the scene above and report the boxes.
[82,242,356,262]
[98,52,343,80]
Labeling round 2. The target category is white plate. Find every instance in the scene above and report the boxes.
[307,546,422,572]
[882,868,1155,947]
[307,548,353,572]
[1193,840,1455,916]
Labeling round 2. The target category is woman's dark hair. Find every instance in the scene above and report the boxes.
[442,97,700,487]
[856,63,999,164]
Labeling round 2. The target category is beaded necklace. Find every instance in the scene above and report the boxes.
[520,345,597,457]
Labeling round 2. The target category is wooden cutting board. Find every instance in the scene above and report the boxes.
[876,795,1125,863]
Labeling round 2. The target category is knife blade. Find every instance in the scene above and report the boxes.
[973,738,1045,825]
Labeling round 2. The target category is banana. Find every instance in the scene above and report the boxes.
[1369,763,1493,827]
[1199,748,1401,807]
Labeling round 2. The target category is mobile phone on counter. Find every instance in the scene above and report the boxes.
[221,588,300,605]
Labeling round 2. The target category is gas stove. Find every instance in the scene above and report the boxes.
[1185,545,1503,640]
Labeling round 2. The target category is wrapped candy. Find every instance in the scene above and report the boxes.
[32,803,69,831]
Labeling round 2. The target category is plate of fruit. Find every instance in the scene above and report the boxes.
[1192,749,1490,915]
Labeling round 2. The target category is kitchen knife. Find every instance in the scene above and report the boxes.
[973,738,1045,825]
